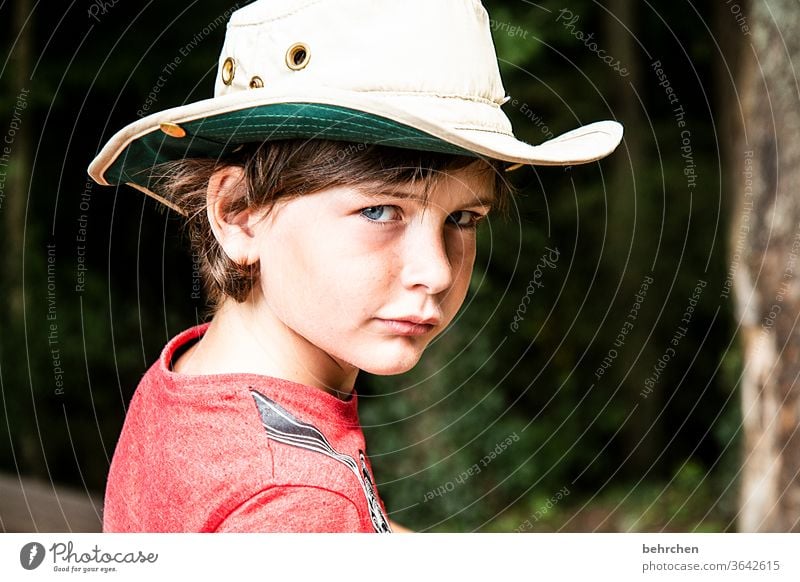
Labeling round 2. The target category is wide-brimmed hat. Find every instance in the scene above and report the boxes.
[88,0,623,215]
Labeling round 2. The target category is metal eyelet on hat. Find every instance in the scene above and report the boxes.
[221,57,236,85]
[285,43,310,70]
[249,76,264,89]
[159,122,186,138]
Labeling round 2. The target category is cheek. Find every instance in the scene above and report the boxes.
[259,222,392,328]
[317,223,402,291]
[445,235,477,302]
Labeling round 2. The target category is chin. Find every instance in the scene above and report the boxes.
[356,349,425,376]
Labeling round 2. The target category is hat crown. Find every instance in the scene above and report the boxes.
[215,0,507,105]
[87,0,624,202]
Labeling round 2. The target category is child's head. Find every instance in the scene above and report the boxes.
[155,139,510,307]
[154,139,508,374]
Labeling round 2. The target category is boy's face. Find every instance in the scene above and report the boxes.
[249,164,496,378]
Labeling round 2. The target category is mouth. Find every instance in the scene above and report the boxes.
[377,319,437,336]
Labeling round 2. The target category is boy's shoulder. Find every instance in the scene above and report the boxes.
[105,325,379,531]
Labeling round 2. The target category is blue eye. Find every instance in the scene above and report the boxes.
[360,205,398,223]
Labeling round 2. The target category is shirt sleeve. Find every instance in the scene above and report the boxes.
[214,486,366,532]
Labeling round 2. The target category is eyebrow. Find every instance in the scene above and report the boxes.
[352,185,497,208]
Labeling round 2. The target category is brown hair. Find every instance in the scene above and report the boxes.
[151,139,513,308]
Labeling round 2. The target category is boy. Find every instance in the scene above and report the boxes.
[88,0,622,532]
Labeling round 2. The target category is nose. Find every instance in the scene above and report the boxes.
[400,218,455,295]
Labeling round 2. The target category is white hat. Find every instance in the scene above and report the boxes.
[88,0,623,213]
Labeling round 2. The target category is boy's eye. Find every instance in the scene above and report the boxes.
[360,205,399,222]
[447,211,483,229]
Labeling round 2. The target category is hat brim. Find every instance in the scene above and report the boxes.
[88,87,623,212]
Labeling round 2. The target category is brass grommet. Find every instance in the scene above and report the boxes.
[285,43,310,70]
[221,57,236,85]
[249,76,264,89]
[159,122,186,138]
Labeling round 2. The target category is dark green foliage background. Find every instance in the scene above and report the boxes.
[0,0,740,531]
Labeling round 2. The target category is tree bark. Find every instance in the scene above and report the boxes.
[733,0,800,532]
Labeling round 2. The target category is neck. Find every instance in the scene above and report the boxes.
[178,296,358,400]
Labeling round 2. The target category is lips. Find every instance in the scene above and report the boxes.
[378,318,438,336]
[391,315,441,326]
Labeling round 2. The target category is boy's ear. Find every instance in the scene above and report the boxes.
[206,166,263,266]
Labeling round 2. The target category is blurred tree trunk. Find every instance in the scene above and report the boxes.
[733,0,800,532]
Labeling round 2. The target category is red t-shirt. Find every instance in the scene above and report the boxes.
[103,324,391,533]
